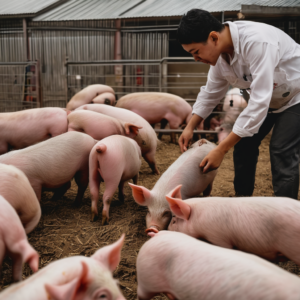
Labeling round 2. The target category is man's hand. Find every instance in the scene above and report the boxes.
[178,114,203,152]
[200,147,225,173]
[200,131,242,173]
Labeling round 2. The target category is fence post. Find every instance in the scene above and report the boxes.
[65,57,69,106]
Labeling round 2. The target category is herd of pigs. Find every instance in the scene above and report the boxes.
[1,84,300,299]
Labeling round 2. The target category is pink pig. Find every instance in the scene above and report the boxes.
[0,235,126,300]
[116,92,192,143]
[76,104,159,174]
[0,164,41,234]
[68,110,141,140]
[66,84,116,110]
[0,132,96,203]
[0,107,68,155]
[89,135,142,224]
[137,231,300,300]
[0,195,39,282]
[167,184,300,265]
[129,139,217,235]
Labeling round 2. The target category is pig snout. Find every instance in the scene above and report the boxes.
[145,225,160,237]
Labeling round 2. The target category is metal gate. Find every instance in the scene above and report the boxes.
[0,61,41,112]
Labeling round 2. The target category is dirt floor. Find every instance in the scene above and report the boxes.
[1,133,300,299]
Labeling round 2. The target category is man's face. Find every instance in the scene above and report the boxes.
[182,33,221,66]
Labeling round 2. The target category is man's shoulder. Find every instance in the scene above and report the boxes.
[235,21,280,46]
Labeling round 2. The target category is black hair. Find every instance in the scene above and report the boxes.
[177,9,225,44]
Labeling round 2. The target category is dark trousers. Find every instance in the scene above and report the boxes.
[234,102,300,199]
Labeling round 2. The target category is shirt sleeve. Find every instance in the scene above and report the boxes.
[192,64,229,119]
[233,42,279,137]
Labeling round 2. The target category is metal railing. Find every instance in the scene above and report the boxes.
[0,61,41,112]
[65,57,208,102]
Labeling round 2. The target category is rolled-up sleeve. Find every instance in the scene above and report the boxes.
[233,42,279,137]
[192,64,229,119]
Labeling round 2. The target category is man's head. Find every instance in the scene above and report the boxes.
[177,9,225,66]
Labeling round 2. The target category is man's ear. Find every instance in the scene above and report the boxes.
[45,261,89,300]
[92,234,125,272]
[165,195,191,221]
[210,31,219,43]
[128,183,152,206]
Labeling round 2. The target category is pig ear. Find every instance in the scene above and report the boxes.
[44,261,89,300]
[124,123,142,137]
[128,183,151,206]
[92,234,125,272]
[165,196,191,221]
[166,185,183,200]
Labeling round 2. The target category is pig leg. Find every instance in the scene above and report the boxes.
[203,182,213,197]
[89,172,101,222]
[51,181,71,201]
[102,176,121,225]
[158,119,168,140]
[168,116,182,144]
[143,151,159,175]
[132,174,138,185]
[73,169,89,206]
[118,181,125,204]
[12,254,23,282]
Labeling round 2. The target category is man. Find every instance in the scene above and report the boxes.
[178,9,300,199]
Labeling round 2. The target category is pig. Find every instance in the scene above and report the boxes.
[0,107,68,155]
[68,110,141,140]
[129,139,217,235]
[66,84,116,110]
[167,184,300,265]
[116,92,192,143]
[0,164,41,234]
[89,135,142,225]
[0,195,39,282]
[0,132,96,203]
[137,231,300,300]
[217,88,248,143]
[76,104,159,174]
[0,235,126,300]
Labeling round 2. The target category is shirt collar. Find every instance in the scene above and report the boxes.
[223,21,239,65]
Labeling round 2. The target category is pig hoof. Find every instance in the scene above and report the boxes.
[102,212,109,226]
[91,213,98,222]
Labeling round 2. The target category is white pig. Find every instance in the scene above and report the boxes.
[129,139,217,235]
[68,110,141,140]
[0,164,41,234]
[167,184,300,265]
[0,195,39,282]
[0,235,126,300]
[89,135,141,225]
[76,104,159,175]
[0,107,68,155]
[137,231,300,300]
[66,84,116,110]
[0,132,96,203]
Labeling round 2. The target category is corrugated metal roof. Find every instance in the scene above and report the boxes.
[33,0,300,21]
[34,0,143,21]
[0,0,62,16]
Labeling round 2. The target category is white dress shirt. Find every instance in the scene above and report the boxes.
[193,21,300,137]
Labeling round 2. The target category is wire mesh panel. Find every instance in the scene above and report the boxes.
[0,61,41,112]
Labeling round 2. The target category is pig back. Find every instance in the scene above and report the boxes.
[153,140,217,198]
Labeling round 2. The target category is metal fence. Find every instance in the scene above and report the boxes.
[66,57,208,102]
[0,61,41,112]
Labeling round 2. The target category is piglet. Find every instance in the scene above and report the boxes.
[66,84,115,110]
[68,110,141,140]
[0,195,39,282]
[89,135,141,224]
[0,235,126,300]
[129,139,217,234]
[137,231,300,300]
[167,185,300,265]
[0,132,96,203]
[0,164,41,234]
[0,107,68,155]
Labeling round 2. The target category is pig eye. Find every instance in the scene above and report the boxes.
[162,211,171,218]
[99,293,108,299]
